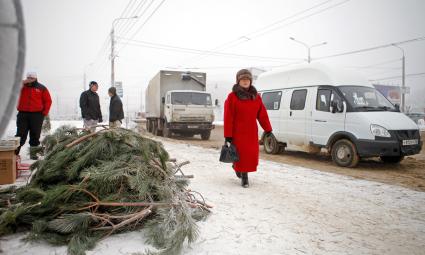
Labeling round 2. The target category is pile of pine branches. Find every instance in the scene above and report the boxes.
[0,126,210,255]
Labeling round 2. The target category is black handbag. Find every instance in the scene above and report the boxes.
[219,142,239,163]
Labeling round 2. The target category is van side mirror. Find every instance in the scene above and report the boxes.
[215,99,219,106]
[331,100,344,113]
[394,103,400,112]
[162,97,165,104]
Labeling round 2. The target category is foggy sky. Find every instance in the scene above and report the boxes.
[21,0,425,117]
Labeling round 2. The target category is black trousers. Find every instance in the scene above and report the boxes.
[15,111,44,155]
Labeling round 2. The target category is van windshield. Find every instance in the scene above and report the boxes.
[171,92,212,106]
[338,86,396,111]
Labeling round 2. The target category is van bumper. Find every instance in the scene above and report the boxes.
[356,138,422,157]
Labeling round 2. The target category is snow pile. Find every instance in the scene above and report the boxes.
[2,136,425,254]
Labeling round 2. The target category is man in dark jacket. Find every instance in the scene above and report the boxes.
[16,72,52,160]
[108,87,124,128]
[80,81,102,132]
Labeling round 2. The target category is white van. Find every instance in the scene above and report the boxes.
[256,63,422,167]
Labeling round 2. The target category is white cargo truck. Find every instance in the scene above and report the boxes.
[256,63,422,167]
[145,70,215,140]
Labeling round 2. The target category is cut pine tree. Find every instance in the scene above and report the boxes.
[0,125,210,255]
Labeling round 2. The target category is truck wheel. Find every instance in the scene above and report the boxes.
[264,133,280,154]
[201,130,211,140]
[152,121,158,136]
[380,156,404,164]
[146,120,151,132]
[163,121,171,138]
[331,139,359,167]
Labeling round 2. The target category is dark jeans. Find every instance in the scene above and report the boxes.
[15,111,44,155]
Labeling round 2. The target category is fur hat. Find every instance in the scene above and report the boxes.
[236,69,252,84]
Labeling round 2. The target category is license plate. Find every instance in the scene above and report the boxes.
[188,125,199,129]
[402,139,418,146]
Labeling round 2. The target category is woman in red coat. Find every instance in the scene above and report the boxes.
[224,69,273,188]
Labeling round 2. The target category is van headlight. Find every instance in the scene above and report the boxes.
[370,124,391,138]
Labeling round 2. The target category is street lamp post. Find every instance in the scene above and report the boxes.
[289,37,327,63]
[111,16,138,87]
[392,44,406,112]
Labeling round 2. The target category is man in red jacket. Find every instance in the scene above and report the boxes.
[15,72,52,160]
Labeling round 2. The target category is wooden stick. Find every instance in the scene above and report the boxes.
[66,132,99,148]
[91,206,152,232]
[87,201,175,207]
[175,174,194,179]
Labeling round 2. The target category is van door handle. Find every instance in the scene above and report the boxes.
[314,119,327,122]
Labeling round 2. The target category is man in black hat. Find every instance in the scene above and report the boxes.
[108,87,124,128]
[79,81,102,132]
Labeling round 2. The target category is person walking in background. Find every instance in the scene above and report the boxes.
[80,81,102,132]
[224,69,273,188]
[15,71,52,160]
[108,87,124,128]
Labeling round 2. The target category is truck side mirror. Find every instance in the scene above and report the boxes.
[215,99,219,106]
[394,103,400,112]
[162,97,165,104]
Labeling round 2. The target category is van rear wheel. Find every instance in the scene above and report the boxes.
[331,139,359,168]
[380,156,404,164]
[264,133,280,154]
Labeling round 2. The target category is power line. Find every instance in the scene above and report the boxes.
[114,0,137,32]
[369,72,425,81]
[117,36,303,62]
[183,0,350,65]
[253,0,350,39]
[117,0,166,54]
[314,36,425,60]
[116,0,149,37]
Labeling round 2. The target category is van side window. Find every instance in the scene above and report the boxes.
[317,89,332,112]
[290,89,307,110]
[262,91,282,110]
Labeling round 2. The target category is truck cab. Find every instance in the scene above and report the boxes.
[163,90,215,139]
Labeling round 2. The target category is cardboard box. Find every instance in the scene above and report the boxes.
[0,150,16,185]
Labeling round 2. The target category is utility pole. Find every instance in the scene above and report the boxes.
[110,16,138,87]
[289,37,327,63]
[392,44,406,112]
[110,28,115,87]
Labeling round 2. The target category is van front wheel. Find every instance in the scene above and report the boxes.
[331,139,359,168]
[264,133,280,154]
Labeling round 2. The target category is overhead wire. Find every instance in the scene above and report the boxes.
[116,36,303,62]
[116,0,166,54]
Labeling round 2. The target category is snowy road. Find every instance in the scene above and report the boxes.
[1,138,425,255]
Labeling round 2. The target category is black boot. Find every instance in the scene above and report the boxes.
[29,146,40,160]
[241,173,249,188]
[235,171,241,178]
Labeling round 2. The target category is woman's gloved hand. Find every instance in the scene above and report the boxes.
[265,131,275,139]
[225,137,233,145]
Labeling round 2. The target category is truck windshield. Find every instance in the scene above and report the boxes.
[171,92,212,105]
[338,86,396,111]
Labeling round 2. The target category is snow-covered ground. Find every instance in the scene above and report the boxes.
[1,122,425,255]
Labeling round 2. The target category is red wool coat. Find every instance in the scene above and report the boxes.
[224,92,272,172]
